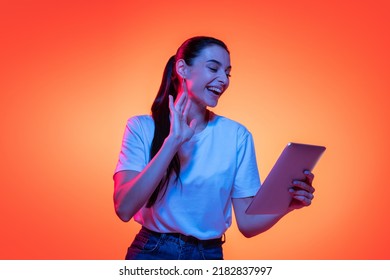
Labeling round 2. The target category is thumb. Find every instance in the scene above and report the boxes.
[189,118,198,130]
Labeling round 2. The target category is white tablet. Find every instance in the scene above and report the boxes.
[245,142,326,215]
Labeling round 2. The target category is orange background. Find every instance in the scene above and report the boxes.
[1,0,389,259]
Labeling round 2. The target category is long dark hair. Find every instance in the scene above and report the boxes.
[146,36,229,207]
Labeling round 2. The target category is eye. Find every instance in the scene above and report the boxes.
[208,67,218,73]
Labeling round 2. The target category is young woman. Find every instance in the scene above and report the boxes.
[113,36,316,260]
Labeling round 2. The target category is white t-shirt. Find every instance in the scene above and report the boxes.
[114,112,261,239]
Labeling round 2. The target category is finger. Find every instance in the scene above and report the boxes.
[292,180,315,193]
[168,95,174,112]
[290,188,315,200]
[182,97,192,121]
[304,170,314,185]
[176,78,189,112]
[168,95,177,124]
[175,91,187,112]
[292,195,312,206]
[169,95,177,115]
[169,94,173,106]
[182,78,188,94]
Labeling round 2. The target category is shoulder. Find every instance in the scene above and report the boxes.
[210,112,251,138]
[126,115,154,130]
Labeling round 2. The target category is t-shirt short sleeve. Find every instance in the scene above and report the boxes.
[231,129,261,198]
[114,116,153,174]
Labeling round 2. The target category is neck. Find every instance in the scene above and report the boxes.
[187,106,209,133]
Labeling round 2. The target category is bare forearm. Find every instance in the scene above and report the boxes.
[239,213,287,238]
[233,197,291,238]
[114,136,180,221]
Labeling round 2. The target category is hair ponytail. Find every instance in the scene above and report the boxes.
[147,55,180,208]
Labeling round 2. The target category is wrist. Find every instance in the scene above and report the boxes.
[163,135,182,151]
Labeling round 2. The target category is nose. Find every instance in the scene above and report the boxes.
[217,71,229,87]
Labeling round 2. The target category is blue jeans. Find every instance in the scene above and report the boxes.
[125,227,225,260]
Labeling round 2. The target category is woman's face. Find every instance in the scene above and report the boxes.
[184,45,231,108]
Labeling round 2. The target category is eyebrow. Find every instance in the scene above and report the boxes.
[206,59,232,70]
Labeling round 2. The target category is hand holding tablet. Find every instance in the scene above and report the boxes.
[246,142,326,215]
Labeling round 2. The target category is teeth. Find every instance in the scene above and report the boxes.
[207,86,222,94]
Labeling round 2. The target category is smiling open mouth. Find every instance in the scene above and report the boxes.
[207,86,223,96]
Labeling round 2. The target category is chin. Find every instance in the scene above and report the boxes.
[207,100,219,108]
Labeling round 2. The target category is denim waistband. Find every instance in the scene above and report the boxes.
[141,227,225,247]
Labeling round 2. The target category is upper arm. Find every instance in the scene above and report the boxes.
[113,170,140,197]
[112,170,140,222]
[114,116,151,176]
[232,197,253,234]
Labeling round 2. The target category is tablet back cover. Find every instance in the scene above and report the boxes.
[246,142,326,215]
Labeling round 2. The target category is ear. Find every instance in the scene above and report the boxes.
[175,59,187,79]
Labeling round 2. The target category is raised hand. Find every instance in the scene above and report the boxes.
[168,80,197,145]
